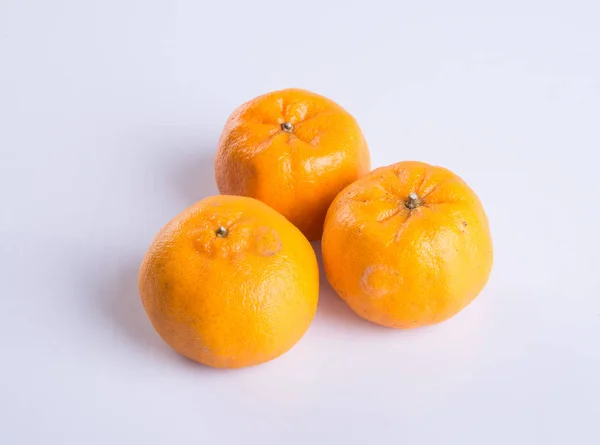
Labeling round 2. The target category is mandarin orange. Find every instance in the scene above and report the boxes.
[322,161,493,328]
[139,195,319,368]
[215,88,370,241]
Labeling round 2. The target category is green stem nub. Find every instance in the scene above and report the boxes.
[215,226,228,237]
[406,192,421,210]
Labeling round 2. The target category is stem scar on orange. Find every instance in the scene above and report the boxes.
[322,161,493,328]
[138,195,319,368]
[215,88,371,241]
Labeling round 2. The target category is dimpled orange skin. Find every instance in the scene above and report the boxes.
[322,161,493,328]
[215,88,370,241]
[138,195,319,368]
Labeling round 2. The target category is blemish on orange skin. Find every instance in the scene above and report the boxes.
[253,226,282,257]
[360,265,403,298]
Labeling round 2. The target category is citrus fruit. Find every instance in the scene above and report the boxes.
[138,195,319,368]
[215,88,370,241]
[322,161,493,328]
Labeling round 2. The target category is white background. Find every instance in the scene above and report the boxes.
[1,1,599,443]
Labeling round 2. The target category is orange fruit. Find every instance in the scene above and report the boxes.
[215,88,371,241]
[138,195,319,368]
[322,161,493,328]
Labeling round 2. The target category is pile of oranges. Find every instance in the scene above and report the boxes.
[139,89,493,369]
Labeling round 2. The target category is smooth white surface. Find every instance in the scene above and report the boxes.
[1,1,599,443]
